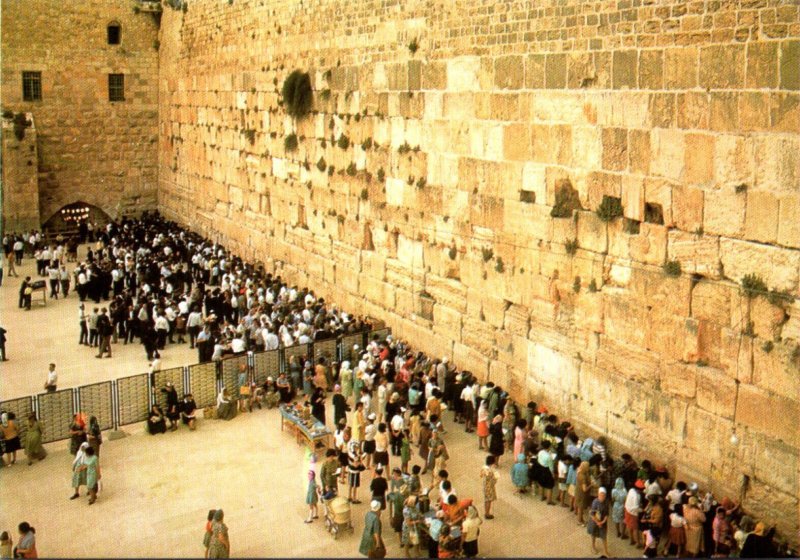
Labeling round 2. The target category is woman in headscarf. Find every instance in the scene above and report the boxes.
[740,522,776,558]
[339,361,354,402]
[147,404,167,434]
[461,505,482,558]
[23,413,46,465]
[684,497,707,557]
[511,453,530,493]
[513,419,527,458]
[401,495,422,557]
[68,413,87,455]
[207,509,230,559]
[610,477,627,539]
[488,415,505,467]
[574,460,591,525]
[712,506,733,557]
[1,412,21,467]
[502,399,517,451]
[87,415,102,457]
[310,386,326,425]
[70,441,90,499]
[216,387,237,421]
[587,487,610,557]
[358,500,383,557]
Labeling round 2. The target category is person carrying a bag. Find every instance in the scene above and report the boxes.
[359,500,385,558]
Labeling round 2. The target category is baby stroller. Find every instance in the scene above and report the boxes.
[323,494,353,540]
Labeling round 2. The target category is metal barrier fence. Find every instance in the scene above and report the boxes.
[0,329,390,443]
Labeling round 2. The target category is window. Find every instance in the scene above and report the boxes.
[107,23,121,45]
[22,71,42,101]
[108,74,124,102]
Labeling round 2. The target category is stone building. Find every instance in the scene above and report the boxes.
[1,0,160,233]
[3,0,800,548]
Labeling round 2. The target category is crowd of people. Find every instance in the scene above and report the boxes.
[1,213,792,559]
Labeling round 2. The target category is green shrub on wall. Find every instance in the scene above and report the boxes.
[282,70,313,119]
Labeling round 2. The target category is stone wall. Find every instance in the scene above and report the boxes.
[157,0,799,542]
[2,114,41,232]
[0,0,160,227]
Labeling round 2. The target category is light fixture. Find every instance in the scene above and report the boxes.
[730,429,739,446]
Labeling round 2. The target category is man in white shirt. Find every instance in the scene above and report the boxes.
[262,328,279,351]
[47,264,60,299]
[389,407,405,456]
[154,313,169,349]
[44,363,58,393]
[231,335,246,354]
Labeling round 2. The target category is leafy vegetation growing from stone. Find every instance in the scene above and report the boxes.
[377,167,385,182]
[741,274,768,298]
[696,359,708,367]
[281,70,313,119]
[767,289,793,307]
[588,279,598,293]
[243,129,256,145]
[337,134,350,150]
[495,257,505,273]
[735,183,748,194]
[565,239,578,255]
[360,188,369,201]
[550,179,583,218]
[663,260,682,277]
[319,89,331,101]
[361,137,373,150]
[416,177,426,189]
[328,165,335,176]
[644,203,664,225]
[742,321,755,337]
[596,195,623,222]
[408,38,419,54]
[346,162,357,176]
[623,218,641,234]
[761,341,774,353]
[448,246,457,260]
[481,247,494,262]
[284,133,298,152]
[573,276,581,293]
[397,142,412,155]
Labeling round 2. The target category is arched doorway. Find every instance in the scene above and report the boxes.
[42,201,111,242]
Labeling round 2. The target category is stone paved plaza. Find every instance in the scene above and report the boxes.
[0,254,642,557]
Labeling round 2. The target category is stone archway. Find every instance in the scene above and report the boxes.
[42,201,112,241]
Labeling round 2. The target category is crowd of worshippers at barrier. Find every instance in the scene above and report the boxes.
[1,215,791,559]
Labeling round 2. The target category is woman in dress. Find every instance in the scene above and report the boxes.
[23,414,46,465]
[511,453,529,494]
[610,477,627,539]
[358,500,384,557]
[373,423,390,470]
[70,442,90,499]
[207,509,230,559]
[304,470,320,523]
[87,415,102,457]
[502,400,517,451]
[81,446,100,504]
[712,506,733,557]
[1,412,21,467]
[461,505,483,558]
[574,460,591,525]
[339,361,354,402]
[684,496,706,557]
[587,487,610,557]
[513,419,527,458]
[480,455,499,519]
[668,503,687,557]
[476,401,489,451]
[310,387,326,425]
[147,404,167,434]
[216,387,237,421]
[401,495,422,557]
[203,510,216,558]
[488,415,505,467]
[14,523,36,559]
[348,441,368,504]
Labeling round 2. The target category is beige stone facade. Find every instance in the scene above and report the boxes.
[156,0,800,543]
[0,0,160,229]
[2,114,41,231]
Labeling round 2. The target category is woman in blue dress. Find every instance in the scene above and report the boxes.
[401,496,422,556]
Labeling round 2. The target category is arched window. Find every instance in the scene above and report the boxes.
[107,22,121,45]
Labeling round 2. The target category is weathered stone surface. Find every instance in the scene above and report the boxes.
[704,187,746,238]
[736,384,800,447]
[667,230,720,278]
[719,237,800,293]
[695,367,736,419]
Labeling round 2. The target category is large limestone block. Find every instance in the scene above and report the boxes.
[671,184,704,232]
[502,200,550,240]
[502,123,530,161]
[494,55,524,90]
[704,187,746,238]
[576,210,608,254]
[621,175,644,221]
[453,342,490,380]
[595,336,661,386]
[628,222,668,266]
[574,292,604,333]
[752,340,800,401]
[480,296,509,329]
[426,275,468,314]
[744,191,780,244]
[526,341,579,395]
[695,367,736,419]
[713,134,755,187]
[521,162,547,204]
[446,56,481,92]
[432,303,463,342]
[683,405,734,468]
[719,237,800,293]
[650,128,685,183]
[718,328,753,383]
[684,133,715,187]
[753,135,800,193]
[397,235,425,270]
[667,230,720,278]
[571,126,602,170]
[736,384,800,446]
[778,193,800,249]
[603,291,648,348]
[462,317,498,357]
[664,47,699,89]
[503,304,530,338]
[753,435,799,498]
[661,361,697,399]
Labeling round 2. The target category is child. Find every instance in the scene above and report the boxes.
[643,526,658,558]
[0,531,12,560]
[557,454,571,507]
[305,470,320,523]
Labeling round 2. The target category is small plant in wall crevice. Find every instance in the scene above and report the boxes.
[284,133,298,152]
[281,70,313,119]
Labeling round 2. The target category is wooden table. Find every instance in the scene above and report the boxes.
[279,405,332,448]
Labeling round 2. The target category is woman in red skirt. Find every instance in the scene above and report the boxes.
[668,503,687,557]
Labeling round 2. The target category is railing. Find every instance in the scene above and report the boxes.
[0,329,389,443]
